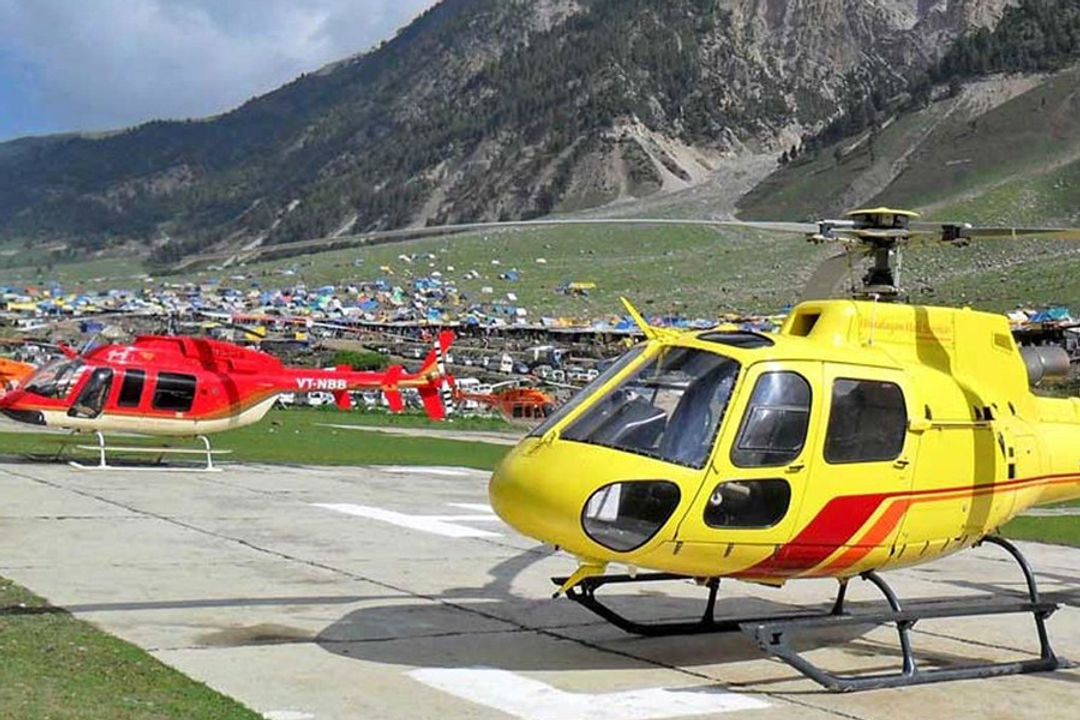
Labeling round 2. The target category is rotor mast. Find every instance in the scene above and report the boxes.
[807,208,918,301]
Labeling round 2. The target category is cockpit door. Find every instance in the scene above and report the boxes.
[68,368,114,419]
[675,361,821,554]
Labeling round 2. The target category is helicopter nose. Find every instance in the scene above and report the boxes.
[490,439,685,559]
[0,392,46,426]
[490,439,584,548]
[0,390,46,426]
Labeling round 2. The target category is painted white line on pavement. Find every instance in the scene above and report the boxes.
[449,502,495,514]
[378,466,473,477]
[314,503,500,538]
[408,667,769,720]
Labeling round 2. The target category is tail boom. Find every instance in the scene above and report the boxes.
[281,331,455,420]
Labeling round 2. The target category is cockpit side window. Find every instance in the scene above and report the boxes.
[561,347,740,469]
[704,479,792,529]
[824,379,907,463]
[68,368,113,419]
[731,371,811,468]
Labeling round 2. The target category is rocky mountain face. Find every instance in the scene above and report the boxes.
[0,0,1015,260]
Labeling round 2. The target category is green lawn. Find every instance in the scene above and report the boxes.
[0,578,261,720]
[0,409,511,471]
[1002,516,1080,547]
[292,406,516,432]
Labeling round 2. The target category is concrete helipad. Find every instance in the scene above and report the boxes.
[2,460,1080,720]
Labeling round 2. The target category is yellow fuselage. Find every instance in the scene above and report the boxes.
[490,300,1080,584]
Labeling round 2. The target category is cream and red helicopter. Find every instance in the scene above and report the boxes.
[488,208,1080,691]
[0,330,455,469]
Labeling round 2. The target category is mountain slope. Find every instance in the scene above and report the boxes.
[0,0,1012,261]
[740,0,1080,224]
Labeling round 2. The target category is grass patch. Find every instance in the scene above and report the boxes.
[1002,516,1080,547]
[1,255,144,288]
[0,577,261,720]
[292,407,516,432]
[0,409,510,471]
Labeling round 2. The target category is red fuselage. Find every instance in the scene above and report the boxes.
[0,334,452,435]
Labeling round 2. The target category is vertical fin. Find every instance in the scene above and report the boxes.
[383,365,405,412]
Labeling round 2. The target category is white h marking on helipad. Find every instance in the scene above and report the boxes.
[314,503,500,538]
[409,668,768,720]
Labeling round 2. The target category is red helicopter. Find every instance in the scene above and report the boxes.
[0,331,455,468]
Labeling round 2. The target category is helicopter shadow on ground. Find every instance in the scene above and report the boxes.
[312,548,1002,682]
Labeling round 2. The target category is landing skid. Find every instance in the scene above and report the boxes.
[552,537,1066,691]
[67,431,230,472]
[552,572,838,636]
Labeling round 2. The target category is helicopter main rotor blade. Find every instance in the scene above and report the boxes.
[948,226,1080,242]
[799,250,860,302]
[709,220,821,235]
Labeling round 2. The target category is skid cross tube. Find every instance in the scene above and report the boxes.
[551,572,844,637]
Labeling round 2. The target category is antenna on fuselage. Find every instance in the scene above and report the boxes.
[866,293,881,347]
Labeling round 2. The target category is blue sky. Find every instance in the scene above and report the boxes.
[0,0,438,141]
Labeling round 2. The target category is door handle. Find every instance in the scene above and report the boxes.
[894,458,910,468]
[787,463,805,473]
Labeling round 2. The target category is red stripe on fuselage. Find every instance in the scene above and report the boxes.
[733,472,1080,580]
[816,499,911,576]
[735,493,886,577]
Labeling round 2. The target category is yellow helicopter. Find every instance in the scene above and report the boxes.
[489,208,1080,691]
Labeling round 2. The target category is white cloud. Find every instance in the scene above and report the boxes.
[0,0,438,139]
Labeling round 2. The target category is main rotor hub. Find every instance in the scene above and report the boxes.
[811,208,920,301]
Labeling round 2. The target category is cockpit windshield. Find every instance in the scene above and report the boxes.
[562,347,740,469]
[24,358,88,399]
[527,345,646,438]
